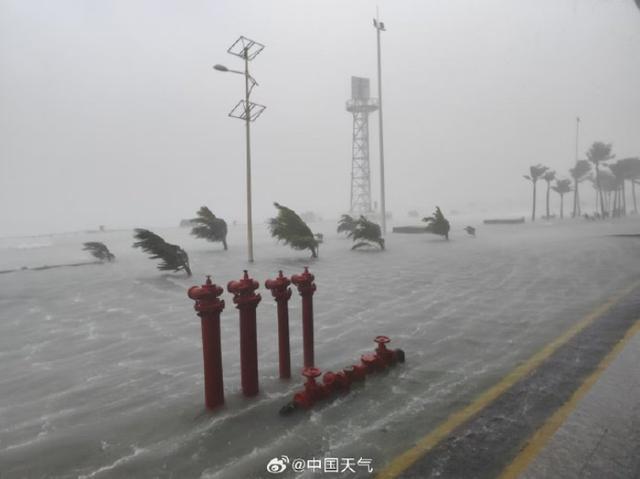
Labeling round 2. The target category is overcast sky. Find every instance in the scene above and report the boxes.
[1,0,639,236]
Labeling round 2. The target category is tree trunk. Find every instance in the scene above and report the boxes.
[532,182,537,222]
[560,194,564,219]
[572,180,580,217]
[223,238,228,251]
[633,180,638,214]
[595,163,606,218]
[546,182,551,219]
[622,181,627,216]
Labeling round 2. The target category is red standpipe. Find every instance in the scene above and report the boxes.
[227,270,262,397]
[187,276,226,410]
[265,271,292,379]
[291,267,316,368]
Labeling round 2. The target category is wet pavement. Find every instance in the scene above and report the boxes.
[519,329,640,479]
[379,284,640,479]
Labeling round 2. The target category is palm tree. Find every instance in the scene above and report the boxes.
[190,206,228,250]
[523,164,549,221]
[608,162,626,217]
[542,170,556,219]
[350,216,385,250]
[586,142,615,217]
[551,179,572,219]
[616,157,640,214]
[569,159,592,217]
[422,206,450,240]
[337,214,357,236]
[82,242,115,262]
[133,229,191,276]
[269,202,319,258]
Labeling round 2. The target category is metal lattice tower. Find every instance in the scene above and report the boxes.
[346,77,378,215]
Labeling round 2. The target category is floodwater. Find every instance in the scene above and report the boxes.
[1,218,639,478]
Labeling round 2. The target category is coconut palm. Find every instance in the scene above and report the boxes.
[523,164,549,221]
[190,206,228,250]
[586,142,615,217]
[269,202,319,258]
[542,170,556,219]
[616,157,640,214]
[82,242,115,262]
[350,216,385,250]
[551,179,572,219]
[133,229,191,276]
[337,214,357,236]
[569,159,592,217]
[422,206,450,240]
[608,162,627,217]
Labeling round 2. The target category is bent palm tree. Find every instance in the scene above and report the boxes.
[269,202,319,258]
[82,242,115,262]
[190,206,228,250]
[351,216,385,250]
[616,157,640,214]
[569,159,591,217]
[551,179,572,219]
[337,214,357,236]
[586,142,615,217]
[423,206,450,240]
[133,229,191,276]
[542,170,556,218]
[523,164,549,221]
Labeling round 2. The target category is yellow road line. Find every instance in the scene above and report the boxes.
[498,317,640,479]
[376,281,640,479]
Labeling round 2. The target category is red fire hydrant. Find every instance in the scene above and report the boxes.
[227,270,262,397]
[265,271,292,379]
[187,276,226,410]
[291,267,316,368]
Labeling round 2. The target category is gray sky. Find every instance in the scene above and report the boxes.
[1,0,639,236]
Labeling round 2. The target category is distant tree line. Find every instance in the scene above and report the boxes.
[524,141,640,220]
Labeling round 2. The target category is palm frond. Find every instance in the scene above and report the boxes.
[350,216,384,250]
[268,203,318,257]
[132,229,191,276]
[82,242,115,262]
[422,206,450,239]
[190,206,228,250]
[337,214,357,235]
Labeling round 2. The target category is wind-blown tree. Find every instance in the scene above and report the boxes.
[190,206,228,250]
[350,216,385,250]
[133,229,192,276]
[542,170,556,219]
[269,202,319,258]
[523,164,549,221]
[422,206,450,240]
[586,142,615,217]
[590,170,616,217]
[82,242,115,262]
[569,159,592,217]
[337,214,357,236]
[551,179,572,219]
[608,162,627,217]
[616,157,640,214]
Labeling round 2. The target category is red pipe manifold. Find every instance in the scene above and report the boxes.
[280,336,405,415]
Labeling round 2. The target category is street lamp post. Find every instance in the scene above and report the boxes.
[373,15,387,235]
[214,36,266,263]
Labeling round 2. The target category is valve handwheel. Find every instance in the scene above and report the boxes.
[302,367,322,379]
[375,335,390,345]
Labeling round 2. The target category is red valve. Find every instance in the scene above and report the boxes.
[187,276,226,410]
[227,270,262,397]
[303,367,322,379]
[188,276,225,314]
[374,335,396,366]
